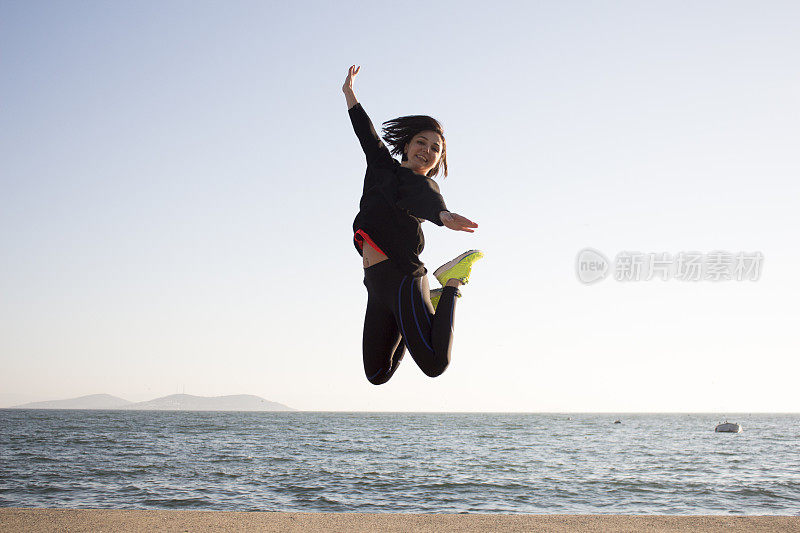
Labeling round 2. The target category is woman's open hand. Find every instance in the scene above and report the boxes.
[342,65,360,94]
[440,211,478,233]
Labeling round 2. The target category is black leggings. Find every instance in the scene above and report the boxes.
[362,259,459,385]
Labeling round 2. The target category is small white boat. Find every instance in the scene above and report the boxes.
[715,422,742,433]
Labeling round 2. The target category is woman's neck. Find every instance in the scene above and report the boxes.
[400,161,429,177]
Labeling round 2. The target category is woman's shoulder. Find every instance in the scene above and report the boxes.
[367,156,400,173]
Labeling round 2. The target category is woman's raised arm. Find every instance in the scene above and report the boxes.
[342,65,360,109]
[344,65,394,169]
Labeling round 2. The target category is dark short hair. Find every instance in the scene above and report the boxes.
[381,115,447,178]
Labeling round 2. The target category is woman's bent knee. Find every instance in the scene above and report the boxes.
[420,360,449,378]
[366,372,391,385]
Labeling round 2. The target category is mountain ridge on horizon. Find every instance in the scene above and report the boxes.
[6,393,294,412]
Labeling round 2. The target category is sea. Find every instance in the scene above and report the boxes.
[1,410,798,514]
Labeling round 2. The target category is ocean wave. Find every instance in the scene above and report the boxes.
[3,411,800,514]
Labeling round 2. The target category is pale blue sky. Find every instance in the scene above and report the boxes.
[2,1,798,411]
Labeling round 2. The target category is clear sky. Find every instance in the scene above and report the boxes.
[1,1,798,412]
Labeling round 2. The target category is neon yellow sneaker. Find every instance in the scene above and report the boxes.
[430,288,443,311]
[433,250,484,286]
[429,287,461,312]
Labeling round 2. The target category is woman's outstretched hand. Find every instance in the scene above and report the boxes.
[343,65,360,108]
[343,65,360,94]
[440,211,479,233]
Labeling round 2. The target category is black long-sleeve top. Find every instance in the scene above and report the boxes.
[349,102,448,278]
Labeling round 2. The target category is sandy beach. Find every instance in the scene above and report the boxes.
[1,509,798,532]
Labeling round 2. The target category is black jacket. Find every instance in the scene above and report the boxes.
[349,103,448,277]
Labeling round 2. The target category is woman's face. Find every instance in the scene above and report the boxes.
[403,130,443,176]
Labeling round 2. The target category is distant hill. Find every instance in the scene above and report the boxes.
[10,393,132,410]
[7,393,293,412]
[123,394,293,411]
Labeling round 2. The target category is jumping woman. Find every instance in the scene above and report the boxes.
[343,65,483,385]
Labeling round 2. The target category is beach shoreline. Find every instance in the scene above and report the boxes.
[1,508,798,532]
